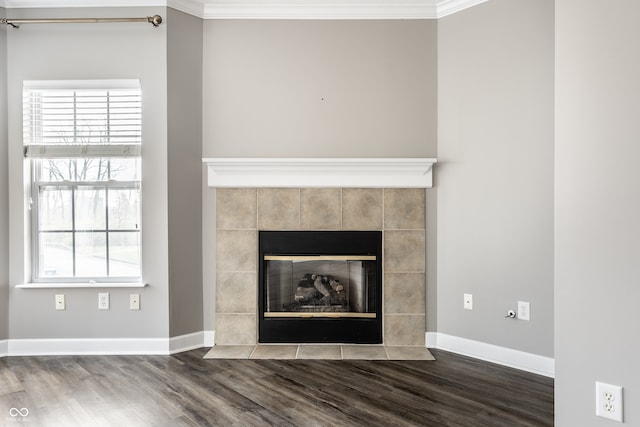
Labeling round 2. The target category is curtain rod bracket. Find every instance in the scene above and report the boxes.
[0,19,18,28]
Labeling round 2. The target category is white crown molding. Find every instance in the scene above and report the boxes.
[203,3,437,20]
[426,332,555,378]
[203,157,437,188]
[168,0,204,17]
[2,0,486,19]
[436,0,487,18]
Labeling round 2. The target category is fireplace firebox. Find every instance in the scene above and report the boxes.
[259,231,382,344]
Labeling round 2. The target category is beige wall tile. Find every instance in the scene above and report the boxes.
[384,314,425,346]
[384,273,426,314]
[384,188,425,230]
[216,272,257,313]
[300,188,341,229]
[216,188,257,230]
[216,230,257,272]
[258,188,300,230]
[216,314,257,345]
[384,230,426,272]
[342,188,383,230]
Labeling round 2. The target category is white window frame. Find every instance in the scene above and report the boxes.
[23,80,143,285]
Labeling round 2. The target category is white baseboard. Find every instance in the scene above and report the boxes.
[169,331,213,354]
[8,337,170,356]
[204,330,215,347]
[426,332,554,378]
[5,331,216,356]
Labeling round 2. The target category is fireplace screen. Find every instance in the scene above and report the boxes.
[259,230,382,344]
[264,256,377,318]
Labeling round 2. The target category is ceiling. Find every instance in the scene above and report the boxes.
[1,0,488,19]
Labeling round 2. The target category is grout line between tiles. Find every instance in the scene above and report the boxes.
[248,345,257,359]
[383,345,390,360]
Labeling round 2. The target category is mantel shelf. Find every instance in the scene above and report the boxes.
[202,158,437,188]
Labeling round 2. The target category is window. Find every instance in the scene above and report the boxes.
[23,80,142,283]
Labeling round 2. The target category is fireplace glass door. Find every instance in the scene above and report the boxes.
[259,231,382,344]
[264,256,377,318]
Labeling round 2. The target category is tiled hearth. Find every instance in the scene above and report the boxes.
[214,187,427,349]
[204,344,435,360]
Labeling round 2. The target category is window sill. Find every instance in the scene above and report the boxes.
[16,282,148,289]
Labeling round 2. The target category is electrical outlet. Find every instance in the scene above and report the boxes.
[130,294,140,310]
[464,293,473,310]
[55,294,65,310]
[596,382,623,422]
[517,301,530,321]
[98,293,109,310]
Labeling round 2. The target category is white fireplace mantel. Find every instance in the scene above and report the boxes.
[202,158,437,188]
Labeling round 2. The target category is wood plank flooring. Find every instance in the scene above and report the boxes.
[0,348,553,426]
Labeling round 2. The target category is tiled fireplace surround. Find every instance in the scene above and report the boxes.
[214,187,427,348]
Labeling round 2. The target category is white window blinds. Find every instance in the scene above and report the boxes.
[23,79,142,158]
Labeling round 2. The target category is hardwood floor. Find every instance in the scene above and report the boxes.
[0,348,553,426]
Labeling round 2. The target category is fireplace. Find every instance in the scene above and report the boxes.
[205,159,434,351]
[259,231,382,344]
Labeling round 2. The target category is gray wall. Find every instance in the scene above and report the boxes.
[167,8,204,337]
[0,6,8,342]
[202,20,437,158]
[555,0,640,424]
[6,7,170,339]
[437,0,554,356]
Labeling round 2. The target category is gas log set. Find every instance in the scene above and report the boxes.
[287,273,348,312]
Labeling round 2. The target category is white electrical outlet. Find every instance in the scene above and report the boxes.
[55,294,65,310]
[517,301,530,321]
[596,382,623,422]
[130,294,140,310]
[464,293,473,310]
[98,293,110,310]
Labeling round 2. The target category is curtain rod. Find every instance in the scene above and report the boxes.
[1,15,162,29]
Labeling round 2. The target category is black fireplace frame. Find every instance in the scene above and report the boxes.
[258,230,383,344]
